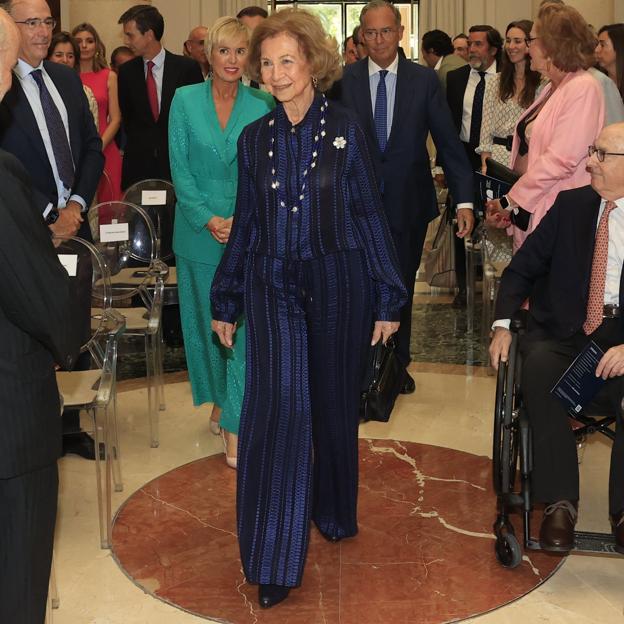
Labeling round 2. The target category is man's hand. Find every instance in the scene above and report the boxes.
[207,216,233,244]
[211,319,236,348]
[595,345,624,379]
[489,327,512,371]
[456,208,474,238]
[371,320,400,345]
[49,207,81,239]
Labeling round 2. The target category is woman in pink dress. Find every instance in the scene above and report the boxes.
[72,23,122,202]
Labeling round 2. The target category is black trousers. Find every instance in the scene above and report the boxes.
[0,462,58,624]
[521,319,624,515]
[391,223,428,368]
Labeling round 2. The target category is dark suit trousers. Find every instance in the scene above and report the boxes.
[0,463,58,624]
[390,224,428,368]
[521,319,624,515]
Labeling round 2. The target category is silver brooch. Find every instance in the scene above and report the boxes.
[333,136,346,149]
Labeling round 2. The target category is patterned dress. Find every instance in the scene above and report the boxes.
[476,73,526,167]
[211,95,406,586]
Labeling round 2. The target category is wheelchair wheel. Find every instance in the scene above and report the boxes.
[492,335,520,495]
[495,532,522,569]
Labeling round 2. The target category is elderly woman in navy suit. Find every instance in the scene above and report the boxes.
[211,9,406,609]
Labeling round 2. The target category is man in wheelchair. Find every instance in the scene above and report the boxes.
[489,123,624,554]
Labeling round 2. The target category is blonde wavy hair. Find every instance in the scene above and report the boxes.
[247,8,342,92]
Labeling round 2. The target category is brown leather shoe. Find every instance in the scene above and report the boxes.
[611,512,624,555]
[539,500,577,552]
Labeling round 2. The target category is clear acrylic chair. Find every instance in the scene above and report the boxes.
[122,178,176,265]
[89,200,168,448]
[54,236,125,548]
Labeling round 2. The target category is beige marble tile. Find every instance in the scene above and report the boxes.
[52,369,624,623]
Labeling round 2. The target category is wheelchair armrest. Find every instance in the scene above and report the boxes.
[510,309,529,333]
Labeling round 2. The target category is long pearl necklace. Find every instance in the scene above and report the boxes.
[269,94,328,213]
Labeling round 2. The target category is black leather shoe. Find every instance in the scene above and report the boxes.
[610,512,624,554]
[258,584,290,609]
[62,431,96,460]
[539,500,577,552]
[400,372,416,395]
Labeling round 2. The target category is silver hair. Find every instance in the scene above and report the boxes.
[360,1,401,27]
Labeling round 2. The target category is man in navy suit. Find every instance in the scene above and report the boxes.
[0,9,79,621]
[0,0,103,460]
[0,0,103,240]
[489,123,624,554]
[331,0,474,392]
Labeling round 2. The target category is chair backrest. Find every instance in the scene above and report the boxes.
[122,179,176,263]
[54,236,112,354]
[89,200,160,302]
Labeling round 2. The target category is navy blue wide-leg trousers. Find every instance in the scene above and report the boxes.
[237,250,373,587]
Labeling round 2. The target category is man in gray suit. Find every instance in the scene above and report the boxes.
[0,9,78,623]
[421,29,467,93]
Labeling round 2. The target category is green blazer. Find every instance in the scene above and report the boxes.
[169,81,274,264]
[437,54,467,94]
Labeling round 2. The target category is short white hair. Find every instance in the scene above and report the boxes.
[360,1,402,27]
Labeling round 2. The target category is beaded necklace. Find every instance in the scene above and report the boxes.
[268,93,328,213]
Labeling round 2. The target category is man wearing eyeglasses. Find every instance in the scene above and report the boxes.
[490,123,624,554]
[0,8,79,622]
[184,25,209,79]
[330,0,474,396]
[0,0,103,461]
[0,0,103,240]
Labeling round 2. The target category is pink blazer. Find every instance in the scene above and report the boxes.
[507,70,604,251]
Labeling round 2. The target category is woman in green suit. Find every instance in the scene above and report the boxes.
[169,17,274,468]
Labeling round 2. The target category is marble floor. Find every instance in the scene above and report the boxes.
[51,282,624,623]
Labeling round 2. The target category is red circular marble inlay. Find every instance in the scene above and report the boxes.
[111,439,562,623]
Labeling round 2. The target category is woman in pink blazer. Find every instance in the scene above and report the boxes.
[487,3,604,252]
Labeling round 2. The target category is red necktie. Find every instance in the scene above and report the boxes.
[583,200,617,335]
[146,60,159,121]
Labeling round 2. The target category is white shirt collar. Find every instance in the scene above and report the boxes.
[434,56,443,71]
[145,46,165,69]
[470,60,497,76]
[368,54,399,77]
[15,58,44,79]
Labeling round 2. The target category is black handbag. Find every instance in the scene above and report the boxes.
[360,337,405,423]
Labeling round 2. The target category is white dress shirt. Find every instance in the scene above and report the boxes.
[493,196,624,330]
[143,46,166,112]
[368,54,399,142]
[14,59,85,214]
[460,61,497,143]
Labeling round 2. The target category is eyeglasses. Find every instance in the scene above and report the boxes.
[362,28,397,42]
[588,145,624,162]
[524,36,540,46]
[14,17,56,29]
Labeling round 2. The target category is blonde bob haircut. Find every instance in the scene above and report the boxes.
[204,16,250,59]
[247,8,342,93]
[537,2,596,72]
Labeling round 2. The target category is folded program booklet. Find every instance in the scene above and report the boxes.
[551,341,606,414]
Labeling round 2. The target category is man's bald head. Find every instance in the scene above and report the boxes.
[0,7,19,101]
[587,123,624,200]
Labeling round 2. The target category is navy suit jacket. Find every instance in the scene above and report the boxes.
[329,56,473,233]
[0,61,103,232]
[495,185,624,340]
[118,50,204,189]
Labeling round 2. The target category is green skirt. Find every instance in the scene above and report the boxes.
[176,256,244,434]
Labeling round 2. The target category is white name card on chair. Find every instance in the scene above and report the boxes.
[141,190,167,205]
[57,254,78,276]
[100,222,129,243]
